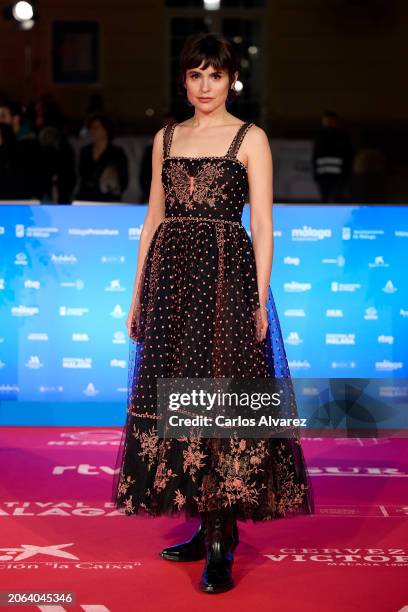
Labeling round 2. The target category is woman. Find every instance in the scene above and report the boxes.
[77,112,129,202]
[112,32,314,594]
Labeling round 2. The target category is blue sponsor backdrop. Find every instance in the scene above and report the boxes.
[0,204,406,425]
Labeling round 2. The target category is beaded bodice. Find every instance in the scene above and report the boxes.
[161,121,254,223]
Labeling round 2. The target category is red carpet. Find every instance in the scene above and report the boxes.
[0,427,407,611]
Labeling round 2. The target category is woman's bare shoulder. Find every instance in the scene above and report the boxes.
[246,123,270,151]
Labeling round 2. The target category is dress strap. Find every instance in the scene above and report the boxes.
[225,121,254,159]
[163,122,177,158]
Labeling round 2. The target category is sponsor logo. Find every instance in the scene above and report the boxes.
[0,384,19,393]
[382,280,397,294]
[105,279,126,292]
[15,225,59,238]
[113,331,126,344]
[283,256,300,266]
[110,359,126,368]
[264,547,408,566]
[288,360,311,370]
[101,255,126,263]
[24,279,40,289]
[68,228,119,236]
[364,307,378,320]
[59,307,89,316]
[284,281,312,293]
[368,255,389,268]
[62,358,92,369]
[285,332,303,346]
[375,360,403,372]
[326,333,355,345]
[341,229,385,240]
[326,309,343,318]
[25,356,44,369]
[110,305,125,318]
[72,333,89,342]
[83,382,99,396]
[331,361,356,369]
[27,333,48,341]
[60,280,85,290]
[0,542,141,571]
[291,226,332,241]
[378,335,394,345]
[51,254,78,264]
[331,281,361,292]
[322,255,345,267]
[12,305,39,317]
[53,465,120,475]
[39,385,64,393]
[15,252,28,265]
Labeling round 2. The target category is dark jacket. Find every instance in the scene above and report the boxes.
[77,142,129,202]
[312,127,353,182]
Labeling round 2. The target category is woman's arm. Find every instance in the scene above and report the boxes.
[128,127,166,316]
[246,126,274,307]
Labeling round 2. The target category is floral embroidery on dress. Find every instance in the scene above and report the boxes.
[153,459,178,492]
[275,442,307,515]
[117,472,136,496]
[164,160,229,209]
[193,436,269,512]
[124,495,135,514]
[174,489,187,509]
[132,425,159,470]
[177,435,208,482]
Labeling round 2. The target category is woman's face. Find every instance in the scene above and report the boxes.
[184,62,237,111]
[89,119,108,143]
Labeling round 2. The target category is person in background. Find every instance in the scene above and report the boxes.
[312,110,353,203]
[77,113,129,202]
[0,122,18,199]
[350,130,387,203]
[0,97,43,199]
[38,125,76,204]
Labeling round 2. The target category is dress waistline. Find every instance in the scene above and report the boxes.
[162,216,242,226]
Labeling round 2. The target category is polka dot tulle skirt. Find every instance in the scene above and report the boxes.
[111,121,315,522]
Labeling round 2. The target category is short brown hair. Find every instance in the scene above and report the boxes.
[86,112,115,140]
[178,32,240,105]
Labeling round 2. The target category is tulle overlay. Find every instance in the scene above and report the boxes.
[111,121,314,522]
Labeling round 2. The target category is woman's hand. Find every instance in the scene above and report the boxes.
[254,306,269,342]
[126,302,140,341]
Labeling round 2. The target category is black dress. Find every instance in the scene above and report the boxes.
[112,121,315,522]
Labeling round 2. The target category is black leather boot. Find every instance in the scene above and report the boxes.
[199,510,235,593]
[159,520,207,561]
[160,516,239,562]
